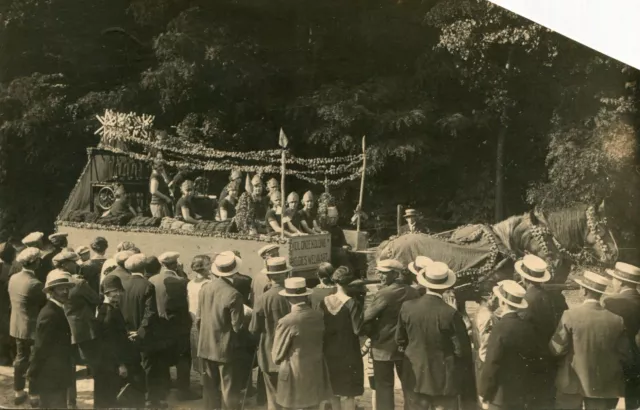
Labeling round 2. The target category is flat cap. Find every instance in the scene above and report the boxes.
[53,250,80,264]
[158,251,180,264]
[124,253,147,272]
[22,232,44,245]
[75,246,90,256]
[115,251,135,265]
[258,244,280,258]
[102,274,125,294]
[48,233,68,242]
[16,247,42,265]
[376,259,404,272]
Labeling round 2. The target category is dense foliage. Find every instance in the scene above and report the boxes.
[0,0,638,259]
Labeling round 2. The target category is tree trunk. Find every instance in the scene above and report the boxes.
[495,126,506,222]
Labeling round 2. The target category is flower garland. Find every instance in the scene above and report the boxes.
[296,172,362,186]
[56,220,289,244]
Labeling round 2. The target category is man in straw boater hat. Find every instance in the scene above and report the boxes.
[8,248,47,406]
[602,262,640,409]
[478,280,546,410]
[251,244,281,306]
[550,269,631,410]
[272,277,332,410]
[28,269,76,408]
[514,254,568,408]
[197,252,246,409]
[398,208,428,236]
[249,256,293,410]
[396,261,472,410]
[362,258,420,410]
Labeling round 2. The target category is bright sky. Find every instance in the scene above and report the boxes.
[487,0,640,70]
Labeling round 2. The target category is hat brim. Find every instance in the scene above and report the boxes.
[574,278,612,295]
[607,270,640,285]
[408,262,419,276]
[278,288,313,297]
[260,267,292,275]
[492,286,528,309]
[258,245,279,258]
[417,270,457,290]
[44,282,75,291]
[212,257,243,277]
[514,261,551,283]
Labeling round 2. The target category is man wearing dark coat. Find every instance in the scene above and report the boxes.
[516,255,567,408]
[398,209,429,235]
[602,262,640,410]
[79,236,108,295]
[249,257,292,410]
[197,253,245,410]
[479,280,545,410]
[362,259,420,410]
[21,232,53,284]
[28,270,76,408]
[396,262,472,410]
[8,248,47,406]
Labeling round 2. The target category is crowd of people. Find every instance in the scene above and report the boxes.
[0,226,639,410]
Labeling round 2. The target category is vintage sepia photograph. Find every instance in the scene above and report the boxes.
[0,0,639,409]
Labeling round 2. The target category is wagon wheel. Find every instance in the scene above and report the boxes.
[97,186,116,210]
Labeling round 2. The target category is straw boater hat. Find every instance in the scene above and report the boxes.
[515,254,551,283]
[279,277,313,297]
[22,232,44,246]
[417,261,457,290]
[43,269,75,292]
[403,209,419,219]
[575,270,612,295]
[220,250,243,268]
[211,253,242,277]
[607,262,640,285]
[493,280,528,309]
[408,256,434,276]
[258,244,280,259]
[16,247,41,265]
[261,257,292,275]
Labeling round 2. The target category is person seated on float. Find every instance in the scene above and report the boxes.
[325,206,351,267]
[149,159,173,218]
[266,178,279,197]
[219,169,243,202]
[102,185,138,218]
[283,192,306,235]
[299,191,323,234]
[218,183,239,221]
[175,180,203,224]
[265,192,299,238]
[236,174,269,234]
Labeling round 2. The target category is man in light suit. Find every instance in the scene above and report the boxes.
[8,248,47,406]
[602,262,640,410]
[197,253,245,410]
[396,262,472,410]
[550,270,631,410]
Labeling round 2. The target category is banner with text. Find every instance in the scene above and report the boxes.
[289,234,331,272]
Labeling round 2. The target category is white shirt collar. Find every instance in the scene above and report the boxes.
[22,268,36,275]
[426,289,443,299]
[131,272,145,277]
[583,299,600,305]
[49,297,65,309]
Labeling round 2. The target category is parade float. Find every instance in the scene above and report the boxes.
[55,110,370,279]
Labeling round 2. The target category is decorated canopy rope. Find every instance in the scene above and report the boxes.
[96,110,364,170]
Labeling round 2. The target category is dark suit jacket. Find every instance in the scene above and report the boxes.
[478,312,546,406]
[520,285,568,343]
[65,276,101,344]
[363,281,420,361]
[38,248,59,283]
[249,283,291,373]
[396,294,472,396]
[121,274,159,349]
[163,274,192,336]
[8,269,46,340]
[232,272,253,307]
[603,289,640,374]
[96,302,138,368]
[197,277,244,362]
[28,300,73,393]
[398,221,428,235]
[81,258,106,295]
[101,266,130,295]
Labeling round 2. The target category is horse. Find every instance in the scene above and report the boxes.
[376,209,564,308]
[540,201,619,279]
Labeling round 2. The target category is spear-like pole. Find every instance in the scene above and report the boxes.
[356,136,366,250]
[279,128,289,240]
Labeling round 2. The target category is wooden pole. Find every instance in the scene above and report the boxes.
[397,205,403,236]
[281,149,286,240]
[356,136,366,250]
